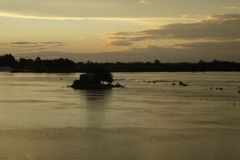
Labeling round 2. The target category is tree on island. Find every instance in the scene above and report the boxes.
[71,65,122,89]
[87,65,113,84]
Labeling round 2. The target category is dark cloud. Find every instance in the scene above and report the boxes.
[176,40,240,60]
[41,42,64,45]
[178,40,240,51]
[15,45,46,48]
[110,14,240,46]
[10,42,37,45]
[1,41,64,48]
[211,14,240,20]
[128,40,240,62]
[110,41,134,46]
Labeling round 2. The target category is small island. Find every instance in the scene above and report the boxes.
[71,65,124,90]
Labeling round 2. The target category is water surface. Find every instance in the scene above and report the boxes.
[0,72,239,160]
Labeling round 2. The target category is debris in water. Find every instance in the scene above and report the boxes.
[179,81,188,87]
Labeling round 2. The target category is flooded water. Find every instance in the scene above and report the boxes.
[0,72,240,160]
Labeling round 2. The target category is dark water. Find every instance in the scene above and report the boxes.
[0,72,239,160]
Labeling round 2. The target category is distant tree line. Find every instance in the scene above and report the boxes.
[0,54,240,72]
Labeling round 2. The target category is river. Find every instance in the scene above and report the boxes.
[0,72,239,160]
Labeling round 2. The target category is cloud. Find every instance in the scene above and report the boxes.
[181,14,189,18]
[1,41,64,48]
[0,10,195,23]
[1,0,237,19]
[222,6,240,11]
[139,0,149,5]
[40,42,64,46]
[109,14,240,46]
[110,41,134,46]
[176,40,240,59]
[78,36,87,41]
[130,40,240,61]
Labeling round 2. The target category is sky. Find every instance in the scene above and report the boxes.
[0,0,240,62]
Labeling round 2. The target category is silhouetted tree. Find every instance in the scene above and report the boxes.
[88,65,113,84]
[154,59,161,64]
[0,54,17,67]
[0,54,239,72]
[35,57,41,63]
[198,59,206,64]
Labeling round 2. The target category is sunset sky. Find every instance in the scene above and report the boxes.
[0,0,239,62]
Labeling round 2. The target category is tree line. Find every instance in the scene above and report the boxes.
[0,54,239,72]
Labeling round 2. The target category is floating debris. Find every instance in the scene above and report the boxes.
[179,81,188,87]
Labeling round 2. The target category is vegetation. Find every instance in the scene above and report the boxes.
[0,54,240,72]
[71,65,123,89]
[87,65,113,84]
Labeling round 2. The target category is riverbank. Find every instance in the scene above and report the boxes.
[1,54,240,73]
